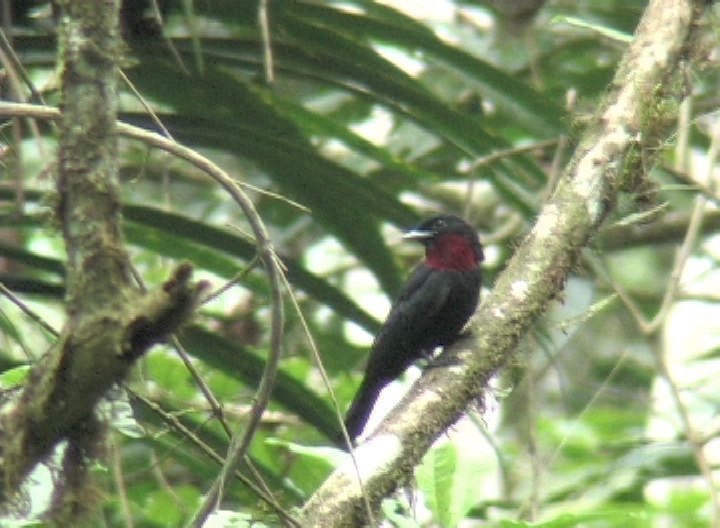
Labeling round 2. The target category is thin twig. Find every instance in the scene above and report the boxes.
[172,336,232,437]
[149,450,188,516]
[645,195,706,332]
[546,89,576,197]
[0,102,309,211]
[111,437,135,528]
[0,280,59,337]
[191,263,283,527]
[0,28,45,104]
[259,0,275,84]
[278,269,376,525]
[652,333,720,527]
[0,43,27,213]
[464,139,560,217]
[148,0,190,75]
[127,388,300,527]
[674,97,691,172]
[239,182,311,213]
[119,69,174,140]
[604,103,720,527]
[203,255,259,305]
[525,360,539,522]
[603,196,705,336]
[464,139,559,173]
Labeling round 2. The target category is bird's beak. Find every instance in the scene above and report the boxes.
[403,228,435,241]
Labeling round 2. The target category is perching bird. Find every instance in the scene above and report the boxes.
[343,214,483,443]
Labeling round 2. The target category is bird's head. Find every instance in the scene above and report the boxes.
[404,215,484,271]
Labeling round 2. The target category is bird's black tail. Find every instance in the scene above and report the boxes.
[342,375,388,447]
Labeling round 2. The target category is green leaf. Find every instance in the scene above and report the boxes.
[417,441,490,527]
[124,205,380,333]
[287,1,566,136]
[124,56,407,294]
[180,326,342,442]
[0,365,31,389]
[552,16,634,43]
[142,486,201,526]
[129,391,303,503]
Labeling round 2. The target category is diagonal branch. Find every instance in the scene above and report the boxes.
[300,0,708,525]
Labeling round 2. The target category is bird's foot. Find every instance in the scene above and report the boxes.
[424,351,462,370]
[419,348,436,361]
[446,330,473,347]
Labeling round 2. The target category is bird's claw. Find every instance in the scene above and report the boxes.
[425,351,462,370]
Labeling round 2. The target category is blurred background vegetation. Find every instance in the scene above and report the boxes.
[2,0,720,526]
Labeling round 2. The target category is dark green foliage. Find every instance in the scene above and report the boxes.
[1,0,718,525]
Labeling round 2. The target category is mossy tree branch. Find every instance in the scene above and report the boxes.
[0,0,205,515]
[301,0,708,525]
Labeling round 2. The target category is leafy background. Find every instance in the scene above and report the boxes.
[2,0,720,526]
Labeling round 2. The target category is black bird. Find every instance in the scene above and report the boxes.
[343,214,484,443]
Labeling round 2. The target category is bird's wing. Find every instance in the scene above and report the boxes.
[387,265,453,328]
[350,266,454,436]
[365,266,452,376]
